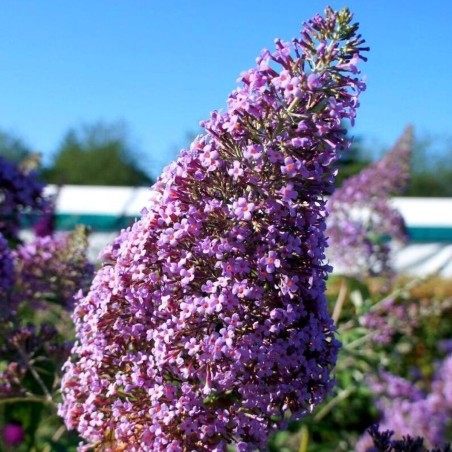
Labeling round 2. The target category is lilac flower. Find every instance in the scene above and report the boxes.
[283,77,303,99]
[327,126,413,276]
[280,156,300,177]
[357,356,452,450]
[259,251,281,273]
[33,195,57,237]
[232,197,255,221]
[243,144,262,161]
[359,425,451,452]
[307,73,321,89]
[430,354,452,413]
[0,156,48,241]
[361,298,417,345]
[13,226,94,310]
[361,293,452,346]
[200,144,220,171]
[228,161,244,180]
[280,183,298,202]
[60,7,367,451]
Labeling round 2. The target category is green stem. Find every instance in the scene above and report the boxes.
[298,424,309,452]
[332,278,348,325]
[313,387,353,421]
[369,277,423,312]
[15,345,55,404]
[0,395,51,404]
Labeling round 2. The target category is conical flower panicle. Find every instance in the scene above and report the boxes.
[13,226,94,310]
[0,154,49,317]
[332,126,412,203]
[60,8,367,451]
[327,126,413,276]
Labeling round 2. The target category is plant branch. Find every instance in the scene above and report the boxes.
[313,387,354,421]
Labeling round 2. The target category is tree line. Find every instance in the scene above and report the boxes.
[1,121,451,196]
[0,121,153,187]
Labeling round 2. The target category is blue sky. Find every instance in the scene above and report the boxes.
[1,1,451,178]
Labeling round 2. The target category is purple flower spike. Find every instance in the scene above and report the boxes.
[0,156,48,241]
[357,355,452,450]
[0,233,14,293]
[327,126,413,276]
[0,233,14,319]
[13,226,94,310]
[60,7,368,451]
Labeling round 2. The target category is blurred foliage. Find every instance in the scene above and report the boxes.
[42,121,153,186]
[1,123,450,194]
[0,308,81,452]
[405,134,452,197]
[335,135,371,188]
[0,129,32,164]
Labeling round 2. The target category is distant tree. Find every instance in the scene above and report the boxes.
[405,134,452,197]
[43,121,153,186]
[0,129,32,163]
[335,134,371,188]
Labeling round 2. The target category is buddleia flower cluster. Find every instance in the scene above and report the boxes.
[0,152,93,312]
[0,155,48,241]
[60,7,368,451]
[1,155,48,318]
[327,126,413,276]
[13,226,94,310]
[0,234,92,446]
[0,233,14,319]
[356,356,452,450]
[0,156,93,420]
[362,294,452,345]
[360,424,451,452]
